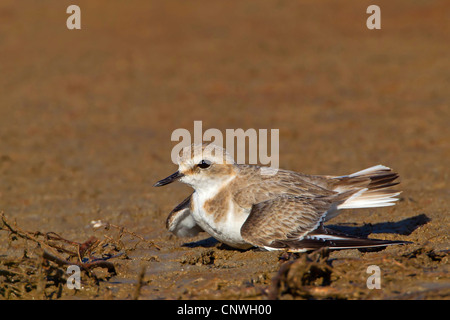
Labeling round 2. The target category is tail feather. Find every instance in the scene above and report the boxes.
[348,164,391,177]
[265,227,409,252]
[333,165,401,210]
[262,165,407,252]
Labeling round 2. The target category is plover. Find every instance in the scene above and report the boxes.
[154,143,408,252]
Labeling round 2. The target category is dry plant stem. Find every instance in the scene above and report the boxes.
[1,213,72,259]
[133,265,147,300]
[1,213,116,275]
[102,222,161,250]
[42,250,116,275]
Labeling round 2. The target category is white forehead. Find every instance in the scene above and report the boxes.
[177,144,235,168]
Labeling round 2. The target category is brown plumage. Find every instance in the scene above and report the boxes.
[156,144,409,252]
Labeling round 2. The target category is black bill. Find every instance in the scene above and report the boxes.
[153,171,184,187]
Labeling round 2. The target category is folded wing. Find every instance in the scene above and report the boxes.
[166,193,204,237]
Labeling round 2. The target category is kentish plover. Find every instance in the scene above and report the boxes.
[154,144,408,252]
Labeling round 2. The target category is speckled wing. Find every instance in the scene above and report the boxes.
[165,193,204,237]
[239,193,408,252]
[232,166,338,206]
[240,194,334,249]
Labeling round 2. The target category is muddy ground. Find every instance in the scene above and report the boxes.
[0,1,448,300]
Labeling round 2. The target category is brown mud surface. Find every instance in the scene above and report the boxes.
[0,1,449,299]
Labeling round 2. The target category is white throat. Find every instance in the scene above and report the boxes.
[182,174,236,199]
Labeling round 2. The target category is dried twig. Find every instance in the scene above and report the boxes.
[42,250,116,275]
[92,220,161,250]
[133,265,147,300]
[1,213,117,275]
[1,213,71,259]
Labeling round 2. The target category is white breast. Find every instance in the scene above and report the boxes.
[191,189,252,249]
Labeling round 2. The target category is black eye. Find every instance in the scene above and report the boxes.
[197,160,211,169]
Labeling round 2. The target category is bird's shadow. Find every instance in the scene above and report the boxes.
[182,237,219,249]
[181,214,430,249]
[327,213,430,237]
[181,237,247,251]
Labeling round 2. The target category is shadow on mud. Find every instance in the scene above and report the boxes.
[182,237,219,248]
[328,213,431,237]
[180,214,430,250]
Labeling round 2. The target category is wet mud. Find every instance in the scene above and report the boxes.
[0,1,449,299]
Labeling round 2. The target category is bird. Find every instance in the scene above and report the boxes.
[154,143,408,252]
